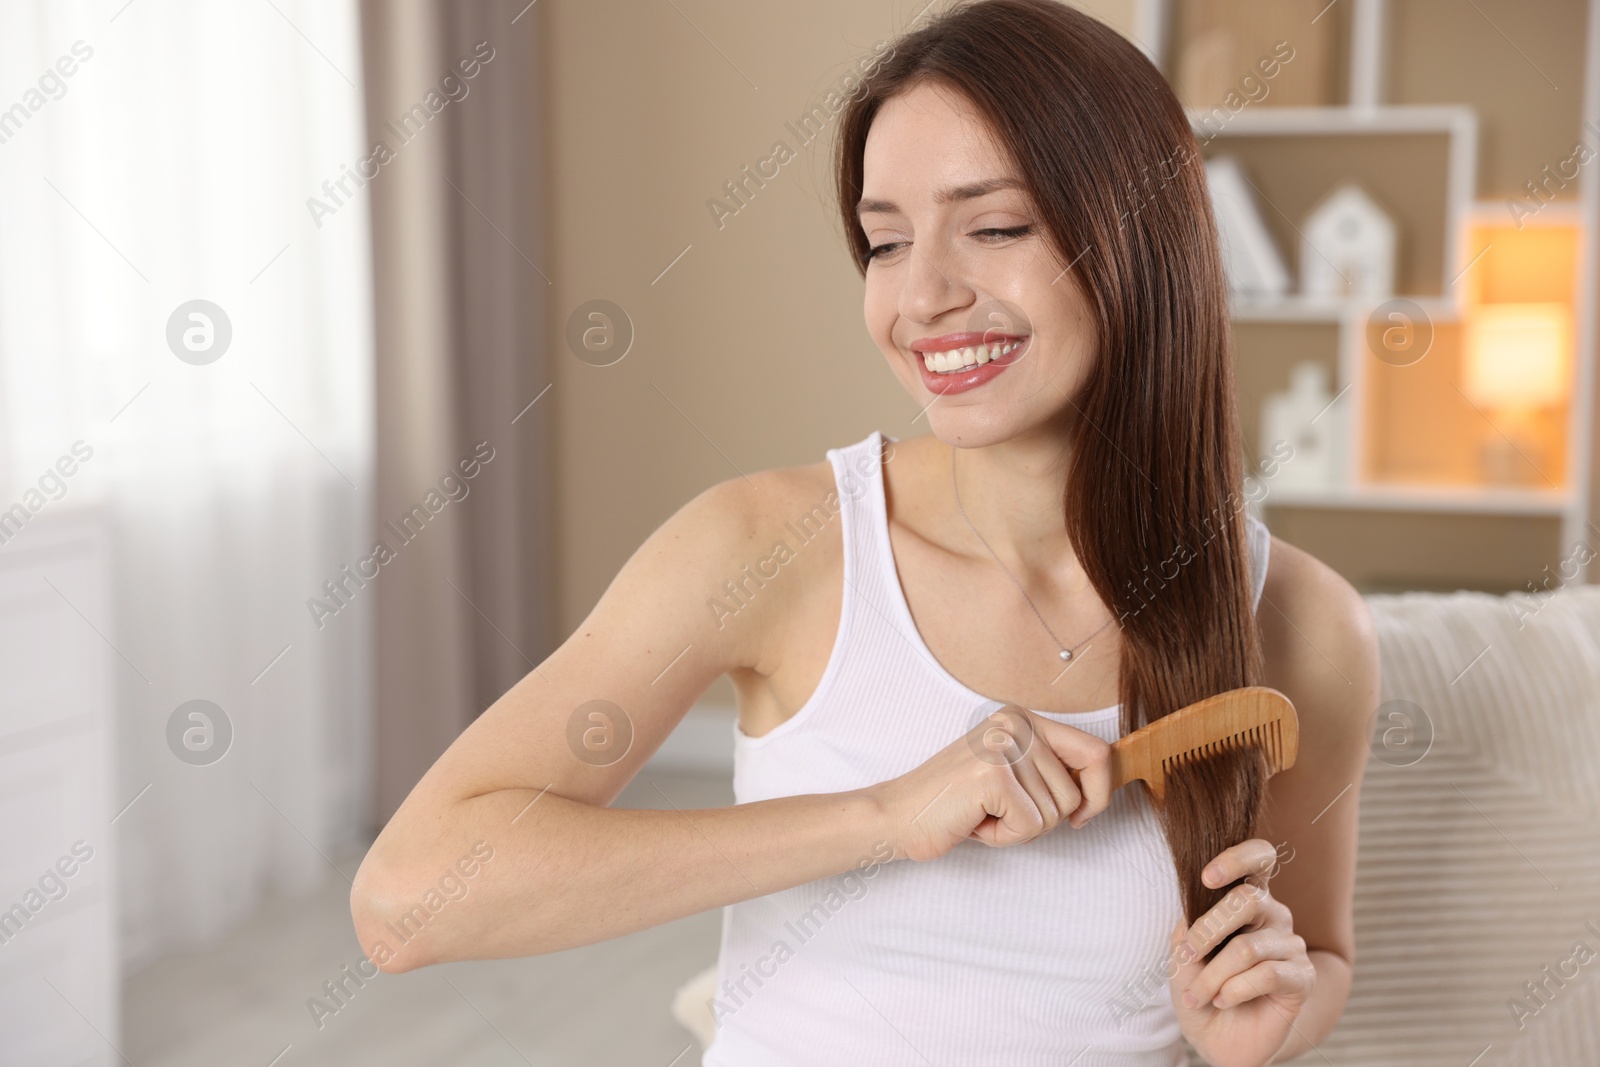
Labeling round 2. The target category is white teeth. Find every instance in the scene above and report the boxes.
[921,339,1024,374]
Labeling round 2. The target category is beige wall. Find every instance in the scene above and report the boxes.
[537,0,1600,662]
[538,1,1135,674]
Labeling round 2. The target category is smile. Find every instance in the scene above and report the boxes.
[910,333,1031,396]
[921,338,1026,374]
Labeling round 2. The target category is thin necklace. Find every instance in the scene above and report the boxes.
[951,446,1115,663]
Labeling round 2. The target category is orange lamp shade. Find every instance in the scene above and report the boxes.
[1463,302,1571,409]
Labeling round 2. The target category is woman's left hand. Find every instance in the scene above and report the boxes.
[1168,838,1316,1067]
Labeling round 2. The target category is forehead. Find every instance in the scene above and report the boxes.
[861,81,1020,203]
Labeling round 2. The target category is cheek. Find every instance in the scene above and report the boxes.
[863,280,897,349]
[1040,334,1097,391]
[1042,288,1098,371]
[1008,316,1098,405]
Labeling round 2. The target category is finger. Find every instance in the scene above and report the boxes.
[1167,917,1207,1002]
[972,709,1030,765]
[1181,930,1306,1009]
[969,814,1001,846]
[1008,752,1063,833]
[1006,715,1082,830]
[995,781,1047,845]
[1201,838,1281,891]
[1066,750,1112,827]
[976,710,1062,834]
[1033,718,1112,824]
[980,767,1047,847]
[1024,742,1083,830]
[1212,957,1317,1010]
[1184,883,1278,959]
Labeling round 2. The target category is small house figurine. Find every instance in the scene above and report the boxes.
[1260,361,1343,490]
[1300,183,1396,299]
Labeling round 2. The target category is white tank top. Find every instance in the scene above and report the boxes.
[704,430,1271,1067]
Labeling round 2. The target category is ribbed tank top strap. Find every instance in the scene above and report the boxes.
[1245,510,1271,611]
[832,430,928,676]
[726,431,892,754]
[828,428,898,611]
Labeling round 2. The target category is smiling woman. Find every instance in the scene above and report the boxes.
[814,4,1376,1060]
[351,2,1378,1065]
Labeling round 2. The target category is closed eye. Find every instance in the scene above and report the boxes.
[863,224,1034,263]
[974,224,1033,241]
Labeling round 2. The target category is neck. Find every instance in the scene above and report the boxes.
[948,416,1081,586]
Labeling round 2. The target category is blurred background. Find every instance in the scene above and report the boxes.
[0,0,1596,1064]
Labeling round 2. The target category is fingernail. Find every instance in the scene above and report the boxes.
[1213,995,1225,1008]
[1182,990,1197,1008]
[1201,865,1219,886]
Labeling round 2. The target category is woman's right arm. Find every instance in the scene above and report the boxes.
[349,472,893,972]
[349,469,1112,973]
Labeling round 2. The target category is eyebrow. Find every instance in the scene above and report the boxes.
[856,176,1027,217]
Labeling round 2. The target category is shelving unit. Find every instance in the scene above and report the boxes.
[1229,295,1460,325]
[1263,482,1570,517]
[1142,0,1599,592]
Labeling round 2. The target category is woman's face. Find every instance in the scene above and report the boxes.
[858,80,1099,446]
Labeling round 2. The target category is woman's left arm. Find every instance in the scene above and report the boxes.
[1169,535,1381,1066]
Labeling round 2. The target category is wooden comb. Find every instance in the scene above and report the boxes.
[1109,686,1298,805]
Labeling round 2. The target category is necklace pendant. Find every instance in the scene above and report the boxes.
[1059,649,1072,662]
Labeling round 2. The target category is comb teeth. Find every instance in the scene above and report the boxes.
[1107,686,1300,803]
[1160,720,1283,775]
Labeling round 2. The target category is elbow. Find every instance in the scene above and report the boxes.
[349,850,431,975]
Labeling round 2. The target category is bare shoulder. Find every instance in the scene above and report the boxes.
[669,457,843,663]
[1257,535,1379,704]
[715,458,838,512]
[685,459,840,556]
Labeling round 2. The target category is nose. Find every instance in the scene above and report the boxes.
[898,241,973,327]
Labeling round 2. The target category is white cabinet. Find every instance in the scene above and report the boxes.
[0,504,118,1066]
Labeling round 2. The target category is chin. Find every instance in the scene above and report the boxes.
[924,405,1048,448]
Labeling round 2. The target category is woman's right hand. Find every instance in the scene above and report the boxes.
[869,705,1114,862]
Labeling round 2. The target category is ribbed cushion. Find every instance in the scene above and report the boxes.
[673,587,1600,1061]
[1305,585,1600,1066]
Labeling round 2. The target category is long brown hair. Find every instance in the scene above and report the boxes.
[833,0,1268,933]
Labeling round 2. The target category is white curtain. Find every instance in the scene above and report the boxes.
[0,0,374,972]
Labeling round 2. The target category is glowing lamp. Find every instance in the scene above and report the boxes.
[1463,303,1570,409]
[1461,302,1570,485]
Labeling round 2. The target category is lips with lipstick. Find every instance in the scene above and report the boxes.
[910,332,1031,395]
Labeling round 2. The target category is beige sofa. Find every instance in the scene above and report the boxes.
[673,585,1600,1064]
